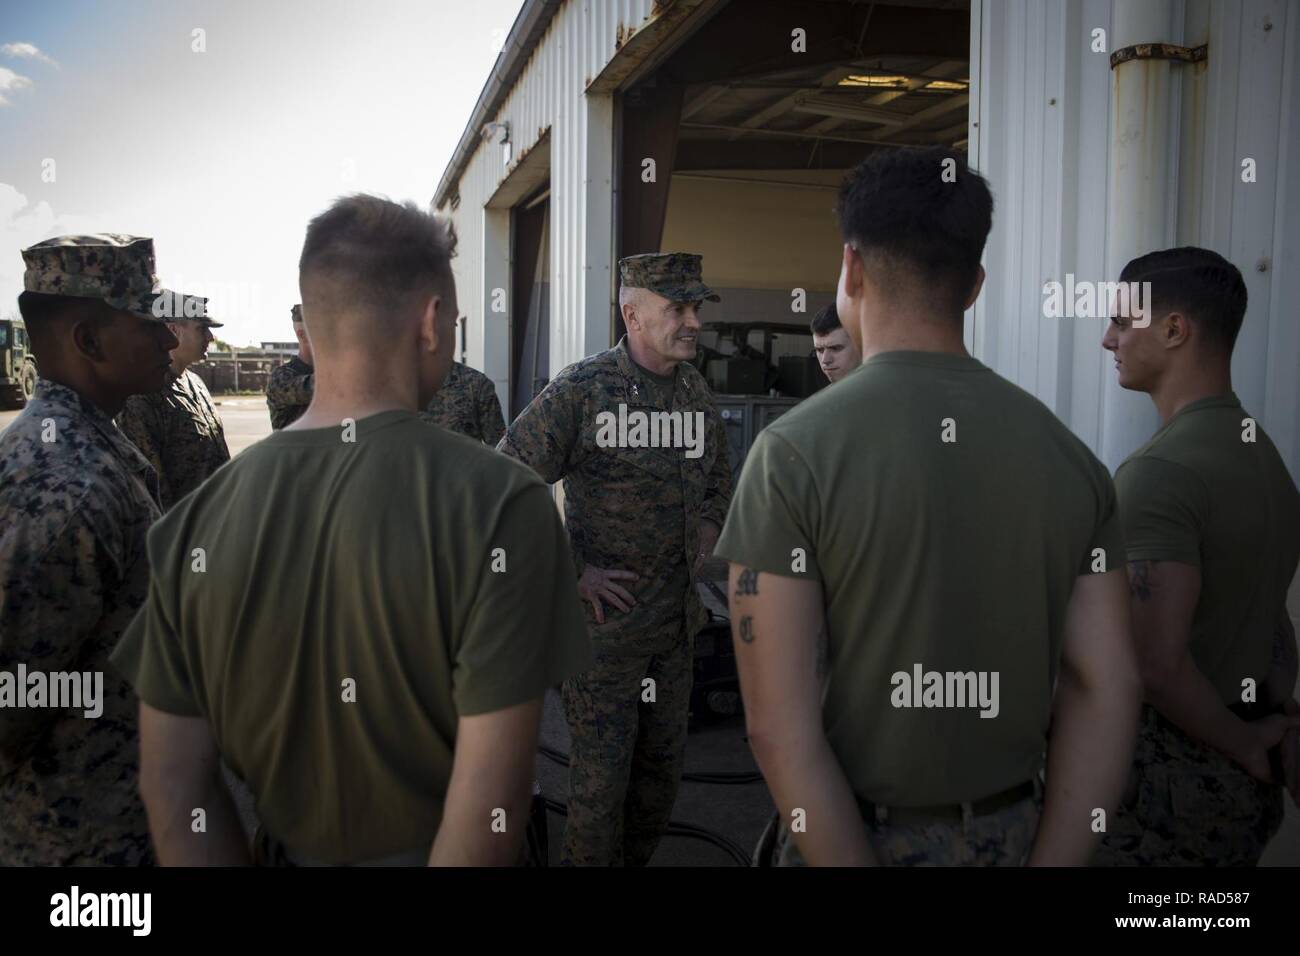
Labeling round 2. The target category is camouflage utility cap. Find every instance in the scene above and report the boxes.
[154,289,223,327]
[21,234,164,320]
[619,253,720,303]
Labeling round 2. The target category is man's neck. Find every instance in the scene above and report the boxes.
[625,336,678,377]
[853,306,969,362]
[289,356,419,429]
[169,359,187,377]
[1149,361,1233,424]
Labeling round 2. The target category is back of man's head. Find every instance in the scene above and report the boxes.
[836,147,993,317]
[299,195,457,354]
[1119,246,1247,355]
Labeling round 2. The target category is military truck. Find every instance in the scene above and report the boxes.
[0,317,37,409]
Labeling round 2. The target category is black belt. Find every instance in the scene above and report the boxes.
[858,780,1037,827]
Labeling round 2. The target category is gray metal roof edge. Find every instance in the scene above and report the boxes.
[432,0,564,211]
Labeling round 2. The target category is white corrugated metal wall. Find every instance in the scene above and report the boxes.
[972,0,1300,864]
[970,0,1300,479]
[440,0,660,410]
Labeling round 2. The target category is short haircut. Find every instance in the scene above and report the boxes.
[17,291,111,357]
[299,195,458,326]
[810,302,841,336]
[836,146,993,314]
[1119,247,1247,352]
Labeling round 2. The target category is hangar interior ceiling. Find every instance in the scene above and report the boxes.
[633,0,972,175]
[675,52,971,171]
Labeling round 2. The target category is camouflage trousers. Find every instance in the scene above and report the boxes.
[560,626,693,866]
[1093,705,1284,866]
[771,791,1042,866]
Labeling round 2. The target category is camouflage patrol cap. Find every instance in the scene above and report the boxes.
[291,304,303,323]
[618,252,720,303]
[21,234,165,320]
[153,289,223,327]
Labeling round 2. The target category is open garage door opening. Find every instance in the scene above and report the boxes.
[615,0,971,476]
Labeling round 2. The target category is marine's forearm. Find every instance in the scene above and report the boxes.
[1031,666,1137,865]
[1262,614,1298,709]
[144,767,250,866]
[1147,651,1256,762]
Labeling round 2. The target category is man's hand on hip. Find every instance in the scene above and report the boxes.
[578,565,639,624]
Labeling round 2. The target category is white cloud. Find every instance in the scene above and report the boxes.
[0,65,33,106]
[1,42,58,68]
[0,184,98,317]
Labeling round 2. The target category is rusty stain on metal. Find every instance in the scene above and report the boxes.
[1110,43,1207,69]
[615,22,639,51]
[588,0,702,93]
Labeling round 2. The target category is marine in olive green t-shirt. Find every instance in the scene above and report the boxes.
[1115,393,1300,703]
[111,410,592,864]
[715,350,1124,807]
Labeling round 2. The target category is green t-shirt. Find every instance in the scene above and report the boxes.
[111,410,592,863]
[715,350,1124,807]
[1115,393,1300,705]
[631,359,678,412]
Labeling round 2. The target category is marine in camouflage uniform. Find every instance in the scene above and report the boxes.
[419,360,506,445]
[499,253,732,866]
[266,304,314,430]
[116,293,231,510]
[0,235,174,865]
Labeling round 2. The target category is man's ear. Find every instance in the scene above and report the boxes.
[962,264,986,312]
[420,294,442,353]
[1162,311,1191,349]
[621,299,638,333]
[841,244,862,298]
[71,312,109,362]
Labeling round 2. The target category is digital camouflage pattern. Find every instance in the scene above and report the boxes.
[21,234,165,320]
[499,335,731,865]
[419,361,506,445]
[771,795,1042,866]
[1093,705,1285,866]
[560,633,693,866]
[266,356,314,430]
[618,252,720,303]
[117,367,231,510]
[0,379,158,865]
[498,336,732,652]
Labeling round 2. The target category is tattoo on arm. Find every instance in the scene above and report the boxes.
[1127,560,1155,602]
[738,615,755,644]
[735,568,759,599]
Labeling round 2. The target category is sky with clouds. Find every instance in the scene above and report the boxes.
[0,0,524,345]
